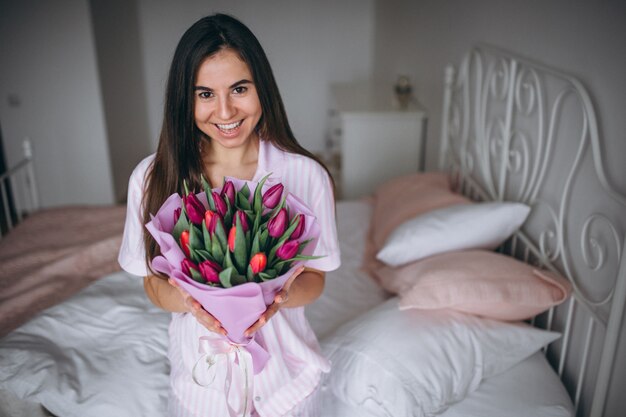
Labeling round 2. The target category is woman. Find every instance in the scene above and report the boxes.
[118,13,340,417]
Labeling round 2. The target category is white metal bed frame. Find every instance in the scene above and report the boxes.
[0,139,39,238]
[440,44,626,417]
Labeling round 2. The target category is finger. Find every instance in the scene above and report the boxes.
[284,266,305,291]
[244,315,267,337]
[192,307,227,335]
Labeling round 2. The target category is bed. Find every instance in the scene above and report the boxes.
[0,45,624,417]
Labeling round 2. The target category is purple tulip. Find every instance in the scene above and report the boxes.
[212,192,228,217]
[183,193,205,225]
[181,258,199,277]
[276,240,299,260]
[267,208,287,238]
[199,259,222,283]
[262,183,284,209]
[207,212,223,235]
[290,214,305,240]
[173,207,182,224]
[221,181,236,206]
[235,210,249,232]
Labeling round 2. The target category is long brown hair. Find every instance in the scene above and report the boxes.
[142,13,331,273]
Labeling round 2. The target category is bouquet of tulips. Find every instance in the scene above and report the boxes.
[146,174,322,374]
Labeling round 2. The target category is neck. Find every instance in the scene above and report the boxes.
[201,135,260,186]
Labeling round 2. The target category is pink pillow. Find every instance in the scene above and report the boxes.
[369,172,470,249]
[375,250,572,321]
[363,172,470,280]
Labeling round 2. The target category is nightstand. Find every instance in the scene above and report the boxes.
[326,83,427,199]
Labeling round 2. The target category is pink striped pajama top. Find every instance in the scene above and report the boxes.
[118,139,341,417]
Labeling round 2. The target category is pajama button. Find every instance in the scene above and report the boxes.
[254,396,261,402]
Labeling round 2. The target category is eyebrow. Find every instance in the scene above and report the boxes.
[194,79,253,91]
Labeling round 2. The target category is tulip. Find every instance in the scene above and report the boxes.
[180,230,191,257]
[221,181,236,206]
[207,212,223,235]
[290,214,305,240]
[204,210,215,228]
[183,193,205,225]
[276,240,299,260]
[228,226,236,252]
[249,253,267,274]
[173,207,182,224]
[199,259,222,283]
[212,192,228,217]
[181,258,198,277]
[267,208,287,238]
[235,210,249,232]
[262,183,284,209]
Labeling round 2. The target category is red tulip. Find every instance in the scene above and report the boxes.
[228,226,236,252]
[199,259,221,283]
[249,253,267,274]
[204,210,215,228]
[267,208,287,238]
[212,192,228,217]
[276,240,299,260]
[262,183,284,209]
[181,258,198,277]
[221,181,236,206]
[290,214,305,240]
[235,210,249,232]
[180,230,190,257]
[183,193,205,225]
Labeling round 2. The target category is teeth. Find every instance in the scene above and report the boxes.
[217,121,242,130]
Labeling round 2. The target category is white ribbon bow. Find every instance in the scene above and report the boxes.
[192,336,254,417]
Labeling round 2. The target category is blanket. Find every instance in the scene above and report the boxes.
[0,205,126,337]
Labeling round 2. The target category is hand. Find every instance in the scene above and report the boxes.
[244,266,305,337]
[168,278,227,336]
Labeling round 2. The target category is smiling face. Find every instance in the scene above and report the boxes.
[194,48,262,150]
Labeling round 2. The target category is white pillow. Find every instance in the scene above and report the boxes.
[376,201,530,266]
[322,297,560,417]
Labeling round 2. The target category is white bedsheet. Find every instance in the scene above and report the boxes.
[0,200,573,417]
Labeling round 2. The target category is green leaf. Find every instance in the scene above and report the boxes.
[190,248,202,264]
[250,232,261,257]
[190,267,204,283]
[237,191,252,211]
[189,225,203,251]
[211,237,224,265]
[202,220,212,250]
[202,175,216,211]
[172,209,189,242]
[259,228,269,252]
[224,249,235,270]
[233,216,248,274]
[252,174,270,214]
[240,183,250,199]
[196,249,215,262]
[258,268,278,281]
[230,273,248,286]
[214,218,227,248]
[219,267,234,288]
[252,210,262,238]
[247,264,255,282]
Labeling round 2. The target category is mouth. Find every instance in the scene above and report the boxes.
[215,120,244,136]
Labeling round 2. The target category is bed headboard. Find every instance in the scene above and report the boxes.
[0,139,39,237]
[439,44,626,417]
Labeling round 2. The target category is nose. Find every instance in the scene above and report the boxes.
[216,95,235,120]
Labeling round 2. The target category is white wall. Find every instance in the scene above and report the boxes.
[372,1,626,416]
[0,0,114,207]
[136,0,375,153]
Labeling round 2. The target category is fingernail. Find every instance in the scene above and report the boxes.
[275,296,283,303]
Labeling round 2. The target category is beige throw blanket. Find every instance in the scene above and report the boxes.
[0,205,126,337]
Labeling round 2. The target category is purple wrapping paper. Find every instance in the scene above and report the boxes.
[145,177,321,374]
